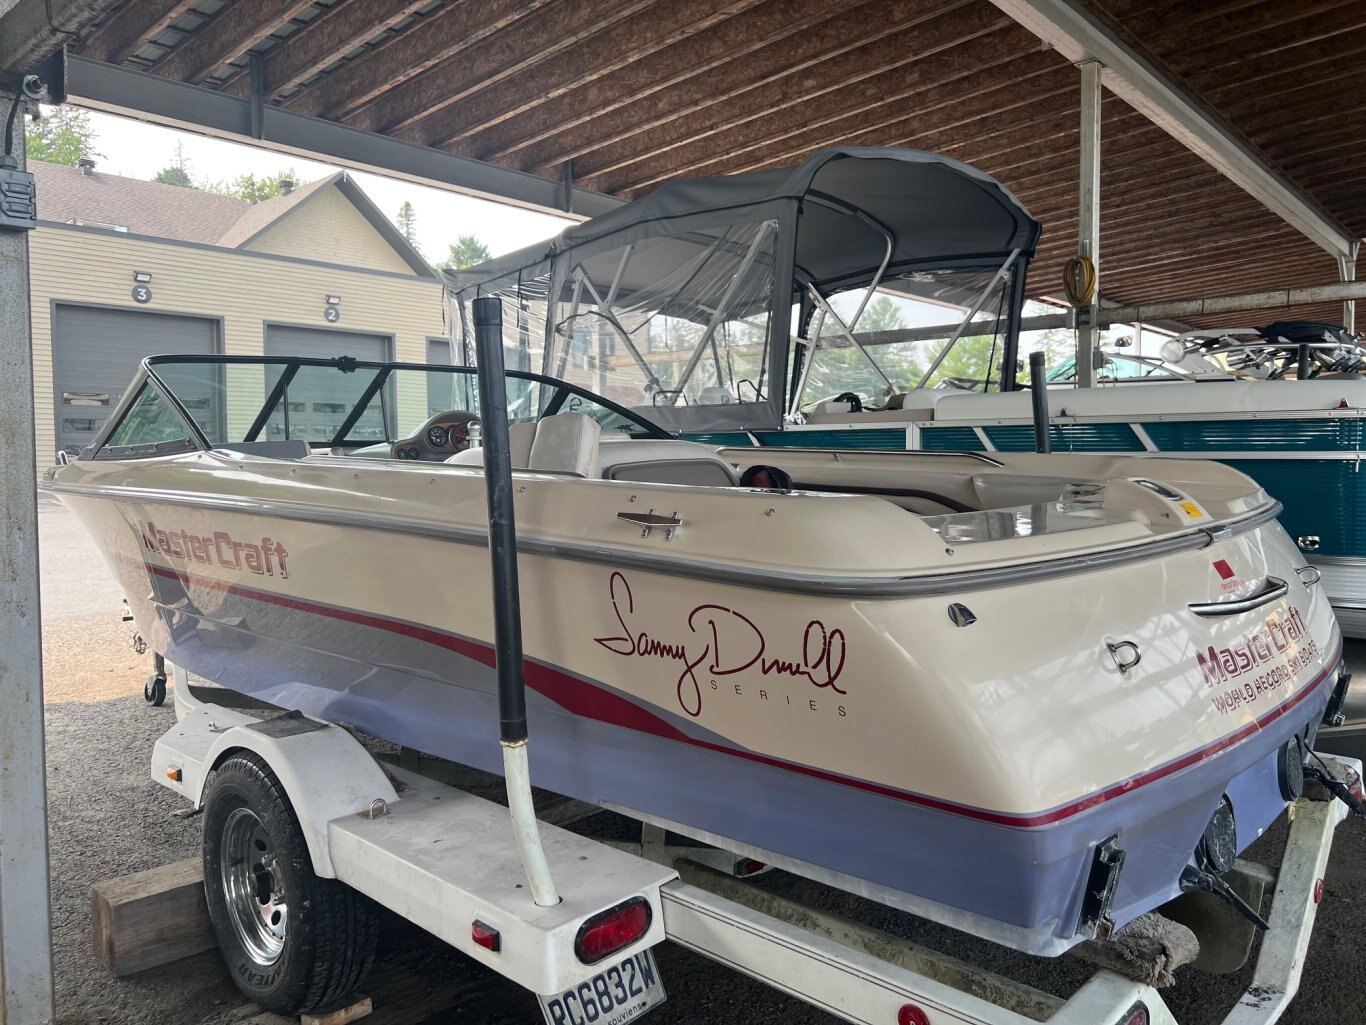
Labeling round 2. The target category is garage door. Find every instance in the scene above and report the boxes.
[264,325,391,443]
[53,305,219,456]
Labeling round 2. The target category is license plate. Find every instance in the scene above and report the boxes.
[539,949,666,1025]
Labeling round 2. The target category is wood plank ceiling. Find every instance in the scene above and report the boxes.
[68,0,1366,327]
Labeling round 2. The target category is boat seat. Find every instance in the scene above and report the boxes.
[528,412,601,477]
[444,414,601,477]
[598,437,739,486]
[445,421,536,468]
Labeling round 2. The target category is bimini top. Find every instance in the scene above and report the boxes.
[447,148,1040,434]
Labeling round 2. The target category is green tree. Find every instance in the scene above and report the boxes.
[927,334,999,390]
[153,141,194,188]
[153,165,193,187]
[25,106,101,166]
[204,169,300,204]
[857,295,908,334]
[396,201,418,248]
[439,234,491,270]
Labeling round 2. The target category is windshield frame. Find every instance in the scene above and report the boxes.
[85,354,672,460]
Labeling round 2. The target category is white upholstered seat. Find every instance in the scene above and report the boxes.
[444,414,601,478]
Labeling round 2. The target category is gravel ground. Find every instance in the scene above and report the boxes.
[35,495,1366,1024]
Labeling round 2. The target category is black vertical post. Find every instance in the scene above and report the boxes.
[1029,351,1051,453]
[472,297,528,743]
[999,260,1030,392]
[1297,343,1313,380]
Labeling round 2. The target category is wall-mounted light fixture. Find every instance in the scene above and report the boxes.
[133,271,152,283]
[325,294,341,305]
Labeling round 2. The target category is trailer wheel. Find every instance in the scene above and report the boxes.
[202,752,377,1013]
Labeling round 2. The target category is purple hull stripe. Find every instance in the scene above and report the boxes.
[134,557,1341,827]
[135,565,1335,952]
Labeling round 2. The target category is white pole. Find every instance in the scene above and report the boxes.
[1339,247,1358,334]
[1076,58,1103,389]
[0,89,55,1025]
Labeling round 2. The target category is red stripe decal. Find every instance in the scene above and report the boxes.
[130,557,1341,829]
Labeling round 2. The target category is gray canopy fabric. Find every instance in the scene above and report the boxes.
[447,147,1038,298]
[445,148,1039,433]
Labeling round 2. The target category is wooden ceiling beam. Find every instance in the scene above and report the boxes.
[989,0,1356,259]
[283,0,550,120]
[1194,37,1366,104]
[1139,0,1360,54]
[407,0,769,148]
[1260,124,1366,165]
[1094,0,1259,39]
[1231,72,1366,136]
[1098,231,1301,275]
[1103,260,1333,304]
[940,114,1162,186]
[1017,167,1234,223]
[153,0,315,83]
[344,0,665,137]
[466,0,860,163]
[1008,139,1213,197]
[517,0,966,176]
[581,11,1027,192]
[666,57,1071,183]
[601,52,1067,190]
[78,0,198,64]
[1086,236,1318,278]
[1098,189,1281,233]
[1165,5,1366,81]
[217,0,431,99]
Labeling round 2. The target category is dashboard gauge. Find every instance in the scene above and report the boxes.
[426,425,450,448]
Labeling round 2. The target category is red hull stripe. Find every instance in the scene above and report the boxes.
[133,558,1341,829]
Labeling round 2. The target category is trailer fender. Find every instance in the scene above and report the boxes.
[153,704,399,878]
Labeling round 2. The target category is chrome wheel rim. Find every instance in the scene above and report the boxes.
[220,807,288,966]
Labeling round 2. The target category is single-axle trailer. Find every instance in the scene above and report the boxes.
[154,666,1360,1025]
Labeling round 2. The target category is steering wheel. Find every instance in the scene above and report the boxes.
[833,391,865,413]
[391,410,480,461]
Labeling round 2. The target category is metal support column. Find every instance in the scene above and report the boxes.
[0,89,55,1025]
[1339,247,1359,335]
[1076,58,1102,389]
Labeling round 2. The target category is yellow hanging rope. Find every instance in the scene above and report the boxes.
[1063,255,1097,307]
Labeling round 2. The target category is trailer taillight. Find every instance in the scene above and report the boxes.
[471,920,500,952]
[575,897,652,964]
[1116,1002,1149,1025]
[897,1005,931,1025]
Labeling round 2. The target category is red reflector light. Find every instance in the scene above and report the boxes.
[1117,1002,1149,1025]
[575,897,652,964]
[737,859,767,877]
[471,919,500,952]
[1314,878,1326,904]
[897,1006,931,1025]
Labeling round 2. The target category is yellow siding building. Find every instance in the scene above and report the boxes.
[29,160,448,461]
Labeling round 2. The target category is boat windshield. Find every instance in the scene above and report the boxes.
[794,265,1016,409]
[93,356,666,457]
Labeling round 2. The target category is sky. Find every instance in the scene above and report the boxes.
[73,108,574,264]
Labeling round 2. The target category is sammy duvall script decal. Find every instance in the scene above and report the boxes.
[594,571,847,718]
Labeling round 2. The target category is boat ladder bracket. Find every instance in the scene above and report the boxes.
[1077,834,1126,941]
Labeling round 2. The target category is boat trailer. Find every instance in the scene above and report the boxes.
[152,668,1359,1025]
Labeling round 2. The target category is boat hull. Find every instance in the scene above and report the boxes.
[54,457,1343,956]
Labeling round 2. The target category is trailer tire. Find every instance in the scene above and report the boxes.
[202,751,377,1014]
